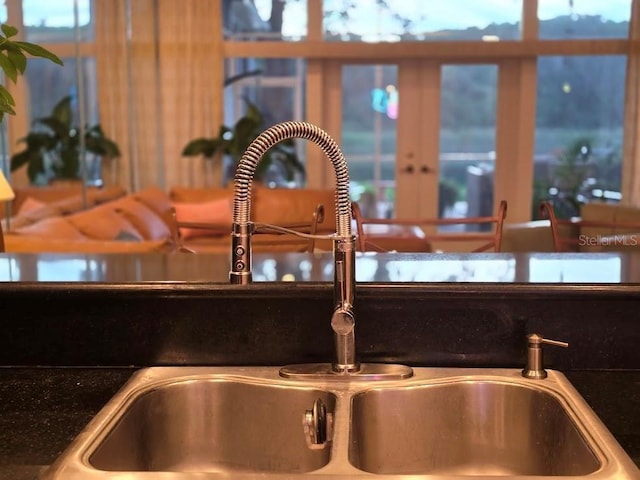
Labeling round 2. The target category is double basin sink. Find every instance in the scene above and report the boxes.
[44,366,639,479]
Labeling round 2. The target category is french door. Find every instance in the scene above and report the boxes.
[397,61,498,228]
[322,59,533,224]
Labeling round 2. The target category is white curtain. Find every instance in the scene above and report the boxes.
[621,0,640,205]
[95,0,224,191]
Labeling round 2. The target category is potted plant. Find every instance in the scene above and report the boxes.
[545,136,594,219]
[9,95,121,185]
[182,98,305,186]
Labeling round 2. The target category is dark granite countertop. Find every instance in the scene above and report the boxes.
[0,368,133,480]
[0,367,638,480]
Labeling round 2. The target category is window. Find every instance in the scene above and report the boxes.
[25,57,98,124]
[224,0,307,40]
[225,57,306,186]
[538,0,631,39]
[533,55,626,218]
[17,1,97,124]
[23,0,94,42]
[323,0,522,41]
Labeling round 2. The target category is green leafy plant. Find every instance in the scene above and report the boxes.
[182,98,305,184]
[0,23,63,122]
[551,136,594,217]
[10,95,121,184]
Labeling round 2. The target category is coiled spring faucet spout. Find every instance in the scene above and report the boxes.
[229,121,358,374]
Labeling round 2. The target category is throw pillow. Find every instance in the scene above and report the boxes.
[16,196,47,215]
[173,197,233,239]
[114,198,172,241]
[67,208,144,241]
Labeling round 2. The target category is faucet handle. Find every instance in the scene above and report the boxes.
[522,333,569,380]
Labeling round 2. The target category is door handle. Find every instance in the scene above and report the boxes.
[420,165,434,174]
[400,164,415,174]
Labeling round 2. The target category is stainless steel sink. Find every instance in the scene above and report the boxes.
[89,378,335,473]
[44,367,640,479]
[350,380,599,475]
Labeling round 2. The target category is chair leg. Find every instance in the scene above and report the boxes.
[539,201,563,252]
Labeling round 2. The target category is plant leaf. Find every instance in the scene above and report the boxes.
[51,95,73,128]
[182,137,222,157]
[24,131,52,148]
[6,45,27,74]
[0,86,16,121]
[0,51,17,82]
[9,149,31,171]
[0,84,15,106]
[26,151,46,182]
[85,136,121,157]
[0,103,15,114]
[85,124,104,136]
[104,138,121,157]
[14,41,63,65]
[36,116,70,139]
[231,116,260,156]
[58,147,80,178]
[243,98,263,124]
[1,24,18,39]
[83,124,121,157]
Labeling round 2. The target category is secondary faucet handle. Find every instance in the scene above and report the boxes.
[522,333,569,380]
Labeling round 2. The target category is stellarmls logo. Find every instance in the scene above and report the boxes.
[578,234,639,247]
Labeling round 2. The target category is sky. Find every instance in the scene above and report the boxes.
[16,0,633,31]
[22,0,90,27]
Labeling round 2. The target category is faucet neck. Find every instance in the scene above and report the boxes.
[229,121,353,284]
[332,235,359,373]
[333,235,356,311]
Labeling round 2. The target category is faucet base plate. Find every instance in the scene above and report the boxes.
[279,363,414,380]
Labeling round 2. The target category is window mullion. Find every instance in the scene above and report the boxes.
[522,0,539,40]
[308,0,322,41]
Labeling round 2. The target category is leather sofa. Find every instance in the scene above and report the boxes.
[4,187,176,253]
[169,186,336,253]
[3,185,337,254]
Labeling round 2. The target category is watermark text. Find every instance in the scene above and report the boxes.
[578,234,639,247]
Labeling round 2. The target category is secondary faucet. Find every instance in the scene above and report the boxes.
[230,121,412,380]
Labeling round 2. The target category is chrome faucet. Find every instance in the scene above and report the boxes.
[230,121,411,380]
